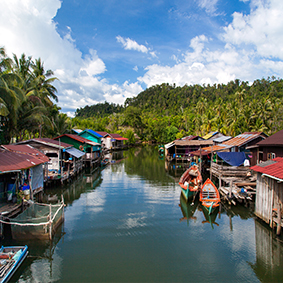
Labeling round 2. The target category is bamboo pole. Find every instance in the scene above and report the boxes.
[49,203,52,240]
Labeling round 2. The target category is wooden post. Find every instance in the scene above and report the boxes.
[199,147,202,177]
[277,204,282,236]
[219,175,222,188]
[229,180,232,198]
[49,203,52,240]
[210,145,213,180]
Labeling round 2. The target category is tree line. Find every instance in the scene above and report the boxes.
[1,46,283,145]
[74,79,283,143]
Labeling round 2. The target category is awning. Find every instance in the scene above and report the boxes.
[217,152,246,167]
[65,147,85,158]
[165,142,175,149]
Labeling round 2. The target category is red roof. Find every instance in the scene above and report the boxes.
[0,147,49,173]
[251,157,283,180]
[54,134,100,145]
[2,144,49,162]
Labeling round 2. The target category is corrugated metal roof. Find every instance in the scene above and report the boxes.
[0,148,49,174]
[251,157,283,180]
[95,131,109,137]
[2,144,49,163]
[202,131,218,140]
[72,128,83,134]
[256,129,283,146]
[17,138,72,149]
[109,133,128,140]
[181,135,202,141]
[65,147,85,158]
[213,136,232,143]
[174,140,213,146]
[55,134,101,146]
[85,129,103,138]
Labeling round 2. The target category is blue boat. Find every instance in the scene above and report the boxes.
[0,246,28,283]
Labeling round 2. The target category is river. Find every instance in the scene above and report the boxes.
[5,146,283,282]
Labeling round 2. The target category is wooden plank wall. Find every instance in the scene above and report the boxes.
[255,174,283,228]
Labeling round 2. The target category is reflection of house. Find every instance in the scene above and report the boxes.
[251,157,283,235]
[16,138,85,183]
[0,144,49,205]
[250,220,283,282]
[248,129,283,165]
[95,132,128,151]
[54,134,101,167]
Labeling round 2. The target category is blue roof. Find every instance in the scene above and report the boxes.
[84,129,103,138]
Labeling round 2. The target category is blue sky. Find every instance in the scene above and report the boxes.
[1,0,283,116]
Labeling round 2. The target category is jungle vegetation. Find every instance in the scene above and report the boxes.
[1,46,283,144]
[74,78,283,143]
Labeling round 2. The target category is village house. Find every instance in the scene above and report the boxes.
[165,135,213,162]
[248,129,283,165]
[0,144,49,211]
[94,132,128,151]
[202,131,225,141]
[251,157,283,235]
[16,138,85,184]
[54,134,101,167]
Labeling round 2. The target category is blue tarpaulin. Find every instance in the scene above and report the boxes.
[217,152,246,167]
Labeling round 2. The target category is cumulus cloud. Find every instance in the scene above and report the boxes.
[223,0,283,59]
[116,35,149,53]
[0,0,142,116]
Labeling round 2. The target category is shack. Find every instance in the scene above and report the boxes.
[248,129,283,165]
[95,132,128,151]
[0,145,49,217]
[202,131,225,141]
[54,134,101,167]
[251,157,283,235]
[165,138,213,162]
[16,138,85,184]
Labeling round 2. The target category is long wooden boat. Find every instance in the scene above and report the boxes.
[201,205,219,229]
[179,164,202,201]
[199,178,220,215]
[0,246,28,283]
[179,194,199,224]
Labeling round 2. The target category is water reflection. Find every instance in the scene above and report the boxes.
[250,220,283,283]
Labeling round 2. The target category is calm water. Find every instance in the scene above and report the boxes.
[4,146,283,282]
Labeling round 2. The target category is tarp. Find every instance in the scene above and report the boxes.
[217,152,246,167]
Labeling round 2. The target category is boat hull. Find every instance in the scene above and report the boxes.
[181,187,197,201]
[0,245,28,283]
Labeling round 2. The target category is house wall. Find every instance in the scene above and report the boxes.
[262,147,283,160]
[80,132,101,144]
[255,174,283,226]
[57,136,82,150]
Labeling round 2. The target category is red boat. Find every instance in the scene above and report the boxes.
[199,178,220,215]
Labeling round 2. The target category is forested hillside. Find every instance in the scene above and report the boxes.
[73,77,283,143]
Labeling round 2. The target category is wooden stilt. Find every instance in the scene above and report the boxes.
[276,204,282,236]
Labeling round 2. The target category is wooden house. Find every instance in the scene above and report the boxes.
[0,144,49,206]
[78,129,102,144]
[165,136,213,162]
[251,157,283,235]
[16,138,85,183]
[248,129,283,166]
[54,134,101,167]
[95,132,128,151]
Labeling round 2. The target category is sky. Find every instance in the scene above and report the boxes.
[1,0,283,116]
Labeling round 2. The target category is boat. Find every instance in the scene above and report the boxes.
[101,158,109,167]
[199,178,220,215]
[178,164,202,201]
[0,245,28,283]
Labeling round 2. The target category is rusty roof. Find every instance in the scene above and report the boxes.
[198,132,266,154]
[0,147,49,174]
[174,140,213,146]
[17,138,72,149]
[251,157,283,180]
[2,144,49,162]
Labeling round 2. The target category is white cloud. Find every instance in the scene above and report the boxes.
[196,0,219,14]
[116,35,148,53]
[0,0,142,116]
[223,0,283,59]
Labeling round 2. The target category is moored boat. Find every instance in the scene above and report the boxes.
[0,245,28,283]
[178,164,202,202]
[199,178,220,215]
